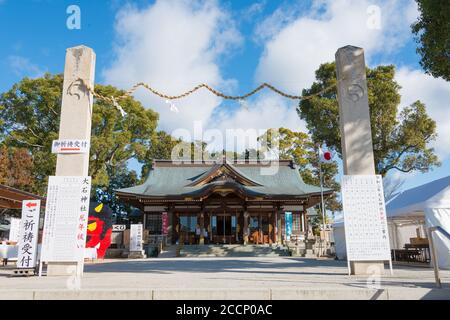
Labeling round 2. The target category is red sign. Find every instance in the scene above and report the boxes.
[25,202,37,208]
[162,212,168,235]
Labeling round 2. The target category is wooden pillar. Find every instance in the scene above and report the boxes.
[238,211,244,244]
[305,210,310,239]
[274,209,278,243]
[167,205,174,244]
[277,207,282,244]
[174,213,180,245]
[47,45,95,277]
[269,211,275,244]
[243,211,249,244]
[199,210,205,245]
[204,212,210,244]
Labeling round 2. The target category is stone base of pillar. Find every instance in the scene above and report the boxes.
[350,261,385,275]
[128,250,147,259]
[47,262,80,277]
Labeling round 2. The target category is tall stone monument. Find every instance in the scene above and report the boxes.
[46,46,96,276]
[335,45,384,275]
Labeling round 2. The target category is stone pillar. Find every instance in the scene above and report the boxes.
[335,45,376,175]
[47,46,96,277]
[335,45,383,275]
[301,211,305,233]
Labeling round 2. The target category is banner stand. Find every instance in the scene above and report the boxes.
[40,176,91,277]
[342,175,394,277]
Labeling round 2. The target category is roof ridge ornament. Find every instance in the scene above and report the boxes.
[186,162,263,187]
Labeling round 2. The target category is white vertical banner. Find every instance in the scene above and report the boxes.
[341,175,391,261]
[8,218,21,242]
[17,200,41,269]
[130,224,143,252]
[41,176,91,262]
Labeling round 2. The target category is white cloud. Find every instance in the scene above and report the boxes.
[241,1,267,23]
[255,0,418,93]
[104,0,445,163]
[234,0,420,154]
[103,0,242,133]
[8,55,45,78]
[396,68,450,160]
[209,92,307,151]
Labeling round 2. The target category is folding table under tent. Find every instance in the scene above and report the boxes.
[332,176,450,268]
[386,175,450,269]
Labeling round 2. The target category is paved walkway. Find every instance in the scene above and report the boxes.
[0,257,449,299]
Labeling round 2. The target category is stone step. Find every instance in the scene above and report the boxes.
[180,245,289,257]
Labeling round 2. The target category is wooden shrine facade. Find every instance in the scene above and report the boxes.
[116,159,333,245]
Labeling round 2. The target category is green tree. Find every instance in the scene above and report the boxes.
[258,128,340,211]
[412,0,450,81]
[90,84,158,188]
[298,63,440,177]
[140,130,181,182]
[0,73,159,195]
[96,163,139,224]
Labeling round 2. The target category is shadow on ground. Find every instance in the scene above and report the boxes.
[84,257,347,275]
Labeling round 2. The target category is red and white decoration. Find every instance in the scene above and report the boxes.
[319,147,333,163]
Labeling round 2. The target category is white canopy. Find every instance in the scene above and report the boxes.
[387,176,450,269]
[386,176,450,218]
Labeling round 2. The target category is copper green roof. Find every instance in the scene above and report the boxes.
[116,159,332,199]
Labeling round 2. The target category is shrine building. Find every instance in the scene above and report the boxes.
[116,159,333,245]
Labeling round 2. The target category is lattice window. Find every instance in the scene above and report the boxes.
[146,214,162,235]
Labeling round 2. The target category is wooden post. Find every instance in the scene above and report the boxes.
[167,205,173,245]
[335,45,383,275]
[47,46,95,277]
[243,211,249,244]
[199,211,205,245]
[277,208,282,244]
[274,209,278,243]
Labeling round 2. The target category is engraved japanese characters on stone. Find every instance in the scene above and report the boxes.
[67,78,87,100]
[347,84,364,102]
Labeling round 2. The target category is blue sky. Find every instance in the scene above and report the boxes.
[1,0,449,193]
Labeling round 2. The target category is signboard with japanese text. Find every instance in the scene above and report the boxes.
[285,212,292,241]
[130,224,143,252]
[341,175,391,261]
[8,218,21,242]
[51,139,89,154]
[16,200,40,269]
[112,225,126,232]
[41,176,91,262]
[162,212,169,235]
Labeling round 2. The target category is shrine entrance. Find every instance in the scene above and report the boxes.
[49,44,377,277]
[211,213,237,244]
[248,213,273,244]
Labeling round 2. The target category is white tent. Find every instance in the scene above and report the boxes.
[333,176,450,268]
[332,221,346,260]
[386,176,450,269]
